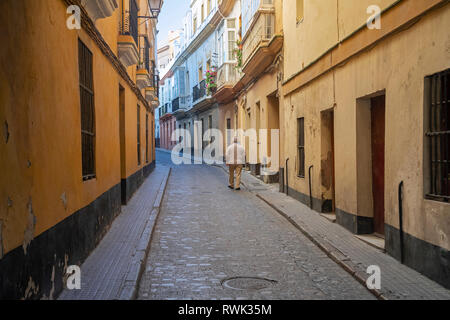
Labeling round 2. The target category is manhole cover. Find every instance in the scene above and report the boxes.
[222,277,277,291]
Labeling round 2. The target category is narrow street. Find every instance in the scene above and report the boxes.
[137,151,375,300]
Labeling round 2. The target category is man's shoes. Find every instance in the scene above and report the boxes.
[228,185,234,190]
[235,187,241,191]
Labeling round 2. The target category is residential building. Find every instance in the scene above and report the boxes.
[215,0,283,179]
[281,0,449,288]
[0,0,161,299]
[156,30,183,150]
[163,0,223,159]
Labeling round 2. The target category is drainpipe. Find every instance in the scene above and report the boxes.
[398,181,404,264]
[285,158,289,196]
[308,165,314,210]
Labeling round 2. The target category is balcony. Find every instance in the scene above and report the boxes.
[218,0,235,17]
[241,12,283,78]
[145,87,157,103]
[136,69,152,89]
[118,0,139,67]
[172,97,181,113]
[172,96,189,114]
[193,80,207,103]
[214,62,239,103]
[81,0,118,22]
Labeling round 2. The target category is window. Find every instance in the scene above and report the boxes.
[146,113,149,163]
[296,0,304,23]
[297,118,305,177]
[265,14,274,39]
[228,30,236,60]
[206,59,211,72]
[426,69,449,202]
[198,66,203,81]
[207,0,211,15]
[78,39,96,181]
[193,16,197,34]
[201,4,205,22]
[227,18,236,29]
[125,0,139,44]
[137,105,141,166]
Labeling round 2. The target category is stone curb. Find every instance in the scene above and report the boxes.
[118,167,172,300]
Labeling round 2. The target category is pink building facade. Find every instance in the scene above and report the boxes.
[159,114,176,151]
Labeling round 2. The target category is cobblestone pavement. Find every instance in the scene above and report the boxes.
[137,160,376,300]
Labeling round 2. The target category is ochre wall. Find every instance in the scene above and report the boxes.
[282,3,450,250]
[0,0,155,257]
[282,0,398,81]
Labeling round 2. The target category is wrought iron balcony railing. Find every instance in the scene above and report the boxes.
[172,97,180,112]
[193,80,207,102]
[119,0,139,45]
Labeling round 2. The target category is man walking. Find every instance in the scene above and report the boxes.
[226,137,246,190]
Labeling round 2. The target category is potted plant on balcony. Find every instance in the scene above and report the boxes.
[206,67,217,96]
[234,39,243,70]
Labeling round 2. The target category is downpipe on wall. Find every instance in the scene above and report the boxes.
[398,181,404,264]
[309,165,314,209]
[285,158,289,196]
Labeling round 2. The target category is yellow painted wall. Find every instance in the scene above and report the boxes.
[282,0,398,81]
[0,0,155,256]
[238,70,279,164]
[282,2,450,250]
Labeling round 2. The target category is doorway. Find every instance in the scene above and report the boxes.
[320,109,335,213]
[371,95,386,235]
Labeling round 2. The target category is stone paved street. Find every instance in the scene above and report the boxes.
[137,151,375,300]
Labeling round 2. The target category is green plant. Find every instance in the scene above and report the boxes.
[234,39,243,69]
[206,67,217,95]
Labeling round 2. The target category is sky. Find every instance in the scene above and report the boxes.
[157,0,190,48]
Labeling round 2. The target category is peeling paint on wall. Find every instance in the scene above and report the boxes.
[23,277,38,300]
[3,121,9,144]
[22,198,36,255]
[60,192,67,210]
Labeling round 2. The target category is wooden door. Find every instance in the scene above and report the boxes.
[371,96,386,235]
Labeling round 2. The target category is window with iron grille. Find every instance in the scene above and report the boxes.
[426,69,449,202]
[298,118,305,178]
[146,113,149,163]
[78,39,96,181]
[137,105,141,166]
